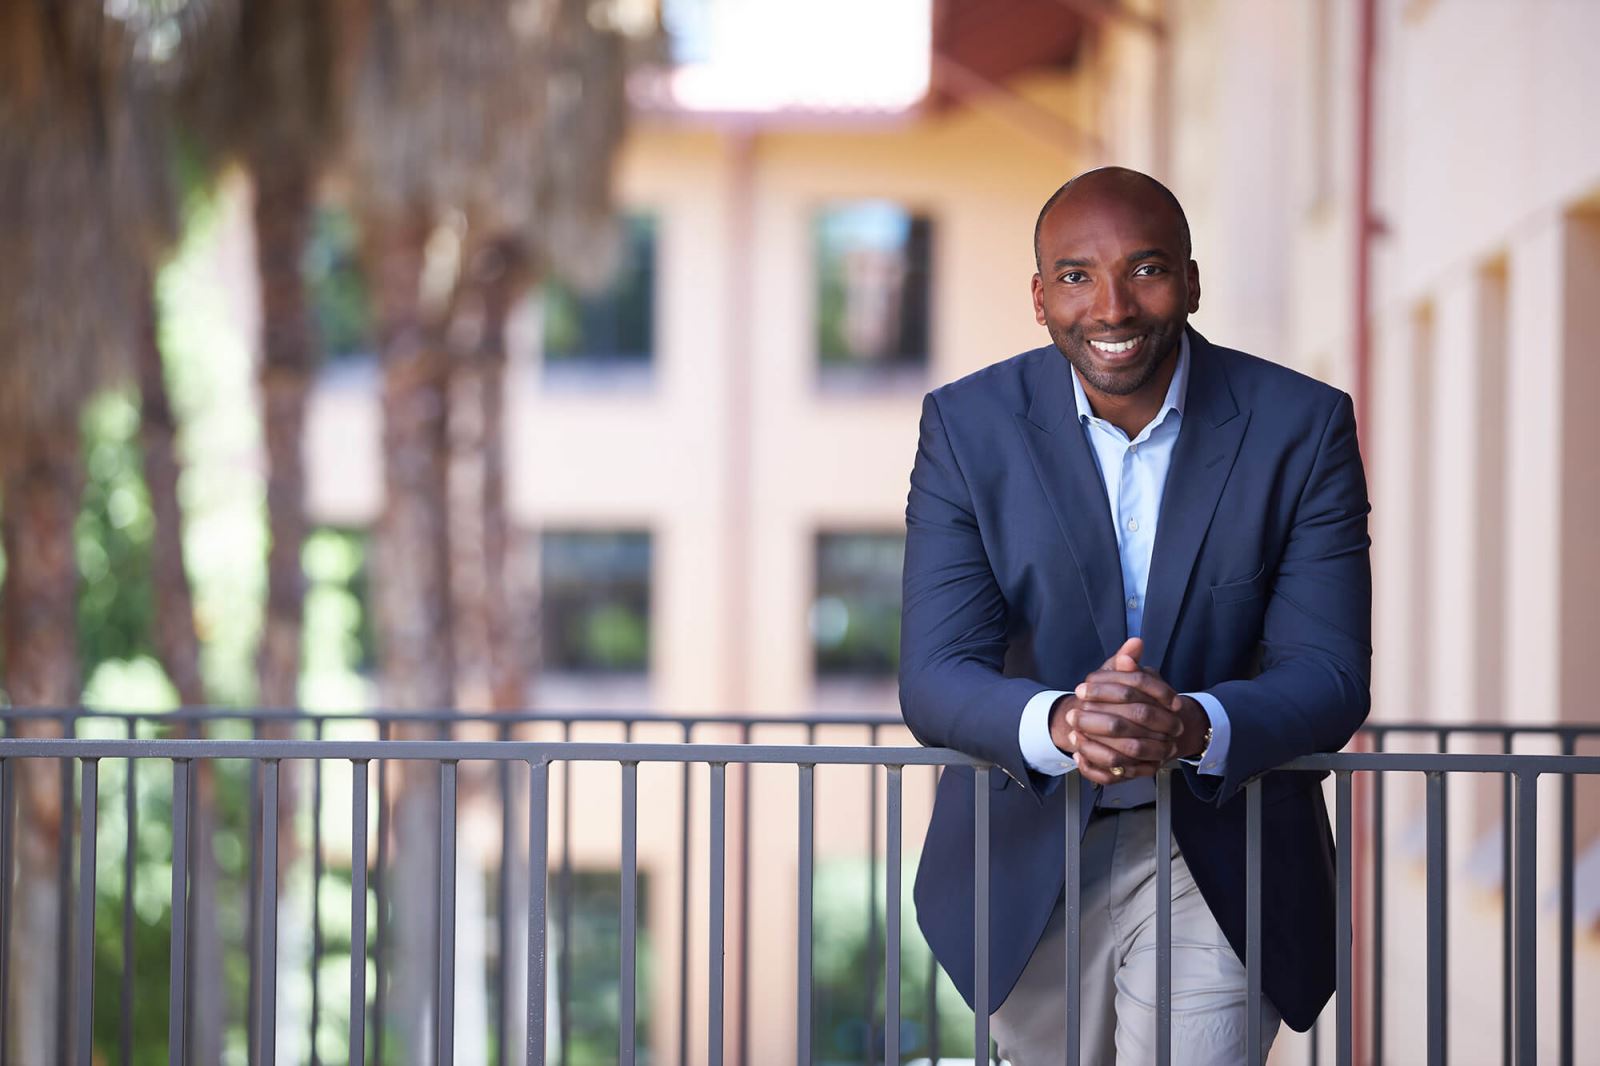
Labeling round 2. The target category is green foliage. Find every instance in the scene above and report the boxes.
[811,853,976,1064]
[306,207,374,361]
[77,391,160,679]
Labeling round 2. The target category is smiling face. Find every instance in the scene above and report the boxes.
[1030,170,1200,413]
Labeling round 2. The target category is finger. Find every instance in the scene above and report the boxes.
[1078,670,1181,710]
[1101,636,1143,671]
[1079,699,1182,738]
[1067,705,1177,742]
[1072,734,1160,780]
[1082,731,1177,763]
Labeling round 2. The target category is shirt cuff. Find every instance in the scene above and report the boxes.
[1019,689,1076,776]
[1179,690,1231,776]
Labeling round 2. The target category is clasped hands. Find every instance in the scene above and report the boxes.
[1047,637,1210,786]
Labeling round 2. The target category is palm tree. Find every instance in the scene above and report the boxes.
[344,0,640,1055]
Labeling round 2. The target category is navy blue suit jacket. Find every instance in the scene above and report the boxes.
[899,329,1371,1032]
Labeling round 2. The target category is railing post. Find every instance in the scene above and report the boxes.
[1425,770,1447,1065]
[1063,772,1083,1066]
[1336,770,1354,1066]
[527,759,550,1066]
[1511,772,1537,1065]
[438,760,459,1066]
[1155,769,1173,1066]
[1246,778,1263,1063]
[349,760,370,1066]
[973,767,990,1065]
[120,723,138,1066]
[74,759,99,1066]
[885,766,902,1066]
[168,759,191,1066]
[708,762,727,1066]
[620,761,639,1066]
[797,764,814,1066]
[255,759,280,1066]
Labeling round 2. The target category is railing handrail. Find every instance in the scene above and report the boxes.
[2,737,1599,774]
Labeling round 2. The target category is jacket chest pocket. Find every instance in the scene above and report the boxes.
[1210,562,1267,606]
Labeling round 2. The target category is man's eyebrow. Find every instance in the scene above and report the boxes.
[1126,248,1171,263]
[1052,257,1093,270]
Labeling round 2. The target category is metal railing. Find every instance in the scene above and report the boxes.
[0,711,1595,1066]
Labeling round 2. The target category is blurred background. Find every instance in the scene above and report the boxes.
[1,0,1598,1063]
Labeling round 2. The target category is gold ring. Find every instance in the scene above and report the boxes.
[1111,765,1125,778]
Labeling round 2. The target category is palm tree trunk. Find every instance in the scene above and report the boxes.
[1,425,82,1064]
[135,269,208,709]
[253,163,315,713]
[369,211,454,1064]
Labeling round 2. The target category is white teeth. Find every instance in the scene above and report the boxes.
[1090,336,1144,354]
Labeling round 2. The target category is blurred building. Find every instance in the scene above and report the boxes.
[285,0,1600,1061]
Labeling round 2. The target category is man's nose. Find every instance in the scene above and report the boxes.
[1092,277,1136,325]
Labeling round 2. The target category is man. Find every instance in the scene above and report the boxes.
[899,167,1370,1063]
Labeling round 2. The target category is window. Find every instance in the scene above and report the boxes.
[540,531,652,675]
[306,207,374,362]
[815,202,932,384]
[811,532,905,679]
[541,214,657,375]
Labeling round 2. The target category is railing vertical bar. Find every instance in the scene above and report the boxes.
[973,767,990,1063]
[55,750,74,1063]
[168,760,191,1066]
[1511,771,1537,1065]
[1336,770,1353,1066]
[247,732,261,1066]
[120,723,137,1066]
[709,762,727,1066]
[1372,737,1386,1065]
[74,759,99,1066]
[885,767,903,1066]
[0,757,11,1066]
[620,761,639,1066]
[310,722,325,1066]
[349,761,369,1066]
[256,760,280,1066]
[1425,770,1447,1065]
[1501,731,1513,1066]
[926,767,940,1063]
[373,722,390,1066]
[437,760,459,1066]
[1064,773,1082,1066]
[737,721,753,1066]
[497,723,513,1066]
[798,764,815,1066]
[1155,768,1173,1066]
[1246,778,1263,1063]
[1558,736,1575,1066]
[559,721,574,1066]
[678,724,693,1066]
[865,726,881,1065]
[527,759,551,1066]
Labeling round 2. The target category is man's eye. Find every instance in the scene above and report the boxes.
[1133,264,1164,276]
[1060,271,1087,284]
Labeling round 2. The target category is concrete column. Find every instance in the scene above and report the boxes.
[1368,307,1420,723]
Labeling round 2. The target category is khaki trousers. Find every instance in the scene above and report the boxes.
[989,804,1282,1065]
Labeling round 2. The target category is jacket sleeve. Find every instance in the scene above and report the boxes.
[1182,390,1372,805]
[899,392,1054,794]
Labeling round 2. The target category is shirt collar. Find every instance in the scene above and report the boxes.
[1071,331,1192,432]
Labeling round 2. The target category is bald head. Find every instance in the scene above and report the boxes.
[1032,167,1192,270]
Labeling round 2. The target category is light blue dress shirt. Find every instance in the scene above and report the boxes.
[1016,334,1232,806]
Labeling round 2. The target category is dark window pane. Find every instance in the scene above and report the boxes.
[812,531,905,678]
[540,530,652,675]
[542,214,657,367]
[306,206,374,361]
[816,202,932,379]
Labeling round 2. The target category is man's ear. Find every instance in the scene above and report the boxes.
[1186,260,1201,315]
[1031,272,1046,325]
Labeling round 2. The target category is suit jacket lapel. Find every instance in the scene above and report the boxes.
[1015,353,1127,658]
[1140,330,1250,674]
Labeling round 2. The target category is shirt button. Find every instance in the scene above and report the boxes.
[1130,443,1139,454]
[1126,517,1139,532]
[1126,596,1139,610]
